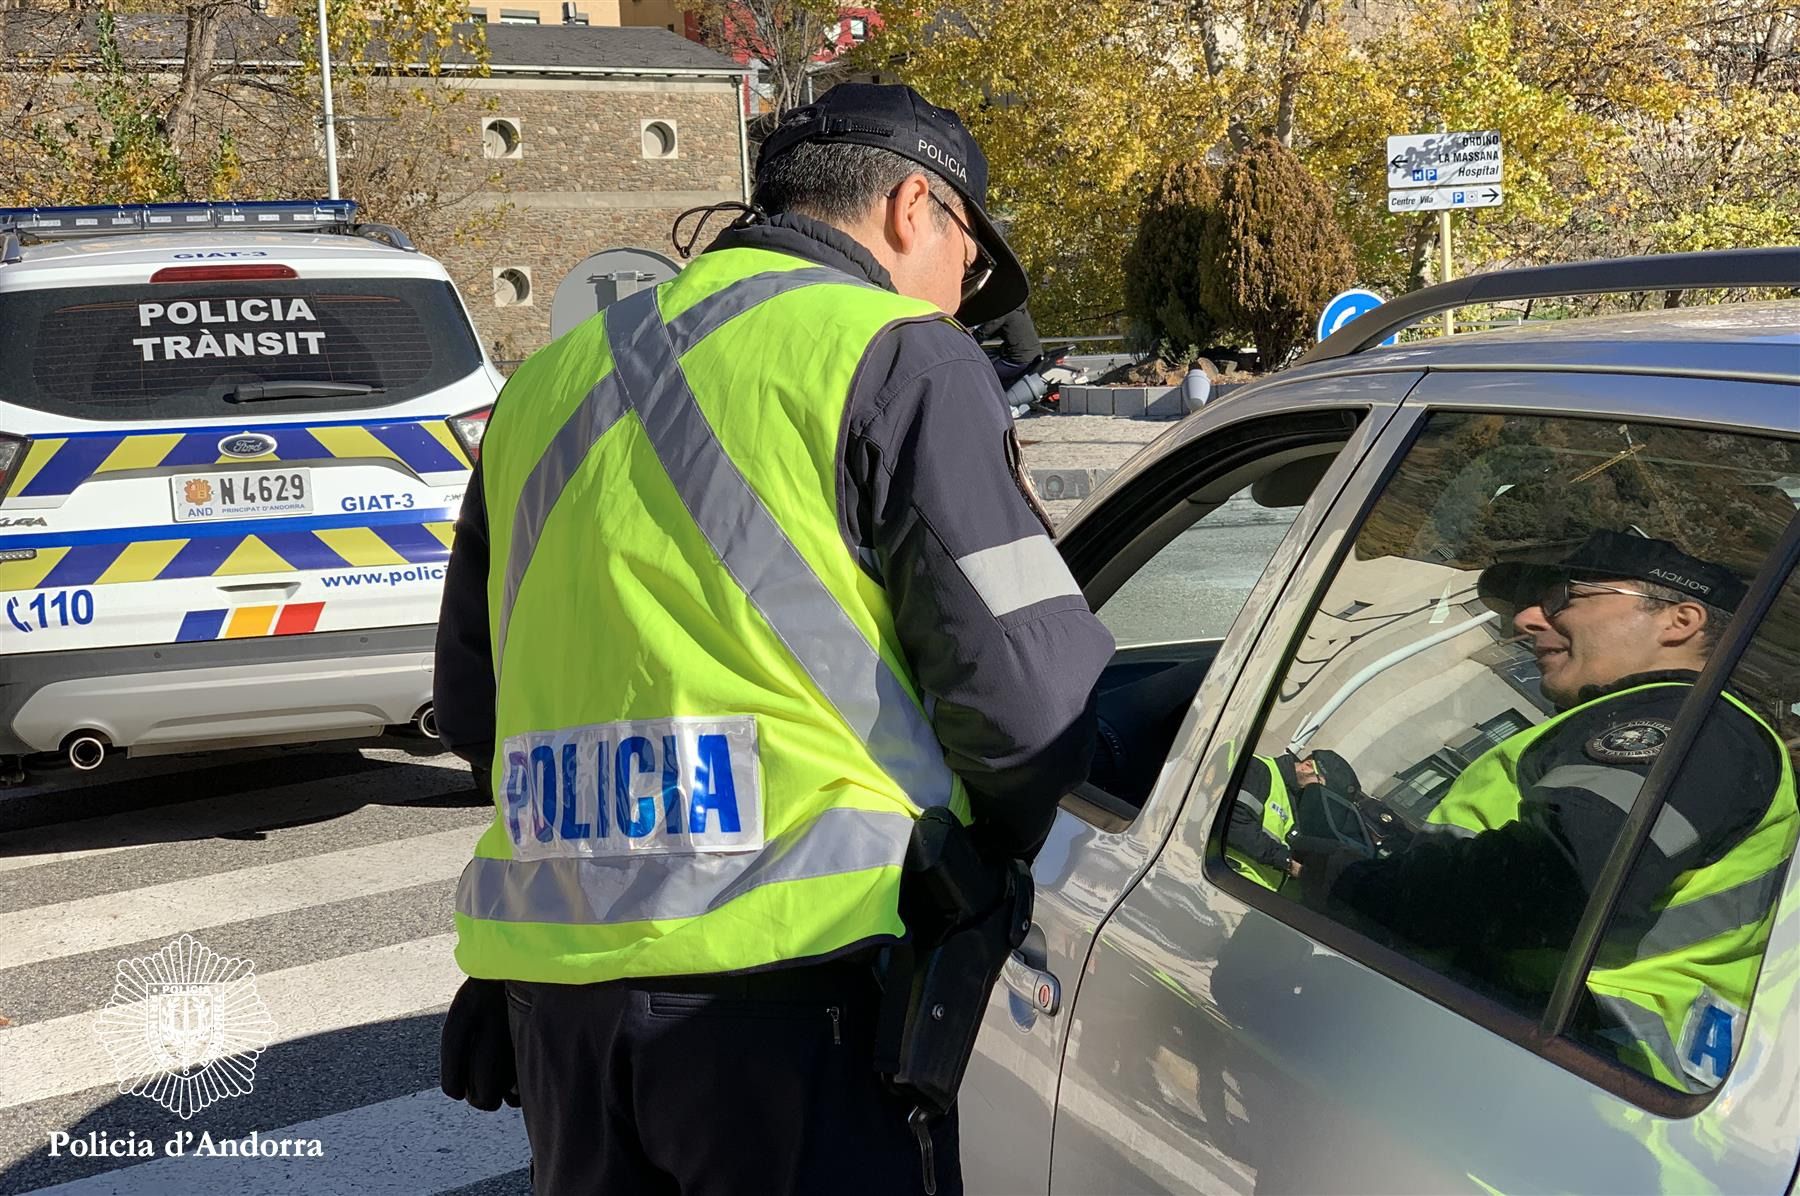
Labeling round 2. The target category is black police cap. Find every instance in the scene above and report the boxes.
[1479,529,1749,616]
[756,83,1028,327]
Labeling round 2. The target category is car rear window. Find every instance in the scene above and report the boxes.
[0,277,483,420]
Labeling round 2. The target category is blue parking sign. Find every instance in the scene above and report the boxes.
[1317,289,1399,347]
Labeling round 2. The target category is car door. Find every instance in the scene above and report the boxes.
[958,371,1421,1196]
[1049,372,1800,1194]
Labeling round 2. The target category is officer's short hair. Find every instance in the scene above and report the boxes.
[1636,580,1732,652]
[754,141,960,229]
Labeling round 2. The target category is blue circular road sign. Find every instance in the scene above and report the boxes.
[1317,288,1398,346]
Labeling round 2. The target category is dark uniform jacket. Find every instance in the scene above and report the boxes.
[434,213,1115,860]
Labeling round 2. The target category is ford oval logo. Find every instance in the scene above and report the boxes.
[220,433,277,458]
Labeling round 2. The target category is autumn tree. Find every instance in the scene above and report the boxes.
[1201,139,1353,362]
[867,0,1797,337]
[290,0,498,249]
[851,0,1194,334]
[679,0,848,128]
[1122,157,1221,358]
[0,0,495,254]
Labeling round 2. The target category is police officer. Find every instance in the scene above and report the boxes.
[1308,530,1796,1092]
[432,83,1114,1194]
[1224,750,1360,891]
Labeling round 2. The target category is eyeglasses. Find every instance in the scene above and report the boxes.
[1533,579,1680,619]
[926,191,994,306]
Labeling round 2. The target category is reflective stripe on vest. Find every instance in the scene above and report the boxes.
[1226,756,1295,892]
[1428,683,1798,1092]
[456,256,966,982]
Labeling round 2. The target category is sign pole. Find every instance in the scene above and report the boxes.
[316,0,340,201]
[1439,208,1453,336]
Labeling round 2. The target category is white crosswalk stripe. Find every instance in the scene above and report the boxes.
[0,827,477,971]
[0,746,530,1196]
[0,934,463,1110]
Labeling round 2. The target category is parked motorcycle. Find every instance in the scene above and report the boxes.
[989,346,1088,419]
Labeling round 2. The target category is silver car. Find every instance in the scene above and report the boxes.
[965,250,1800,1195]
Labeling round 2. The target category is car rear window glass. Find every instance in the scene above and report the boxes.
[0,277,482,420]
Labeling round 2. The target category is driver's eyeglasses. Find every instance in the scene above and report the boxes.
[926,191,994,304]
[1535,579,1679,619]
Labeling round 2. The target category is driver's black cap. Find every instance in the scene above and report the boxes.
[1478,529,1749,618]
[755,83,1028,326]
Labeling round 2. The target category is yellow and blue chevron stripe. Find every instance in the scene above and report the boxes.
[0,508,456,591]
[6,417,470,499]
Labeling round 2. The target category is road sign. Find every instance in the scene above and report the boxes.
[1386,131,1504,189]
[1317,288,1398,347]
[1386,185,1504,214]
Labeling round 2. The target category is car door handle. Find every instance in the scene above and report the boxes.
[1001,951,1061,1016]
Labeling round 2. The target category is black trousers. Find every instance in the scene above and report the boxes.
[506,960,962,1196]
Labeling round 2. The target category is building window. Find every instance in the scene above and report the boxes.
[497,9,539,22]
[561,2,587,22]
[483,117,522,159]
[641,119,678,159]
[463,8,488,22]
[494,267,533,307]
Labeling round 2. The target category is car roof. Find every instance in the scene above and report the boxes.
[1063,300,1798,538]
[1276,300,1800,387]
[0,231,450,290]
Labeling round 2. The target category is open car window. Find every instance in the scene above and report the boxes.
[1214,410,1799,1100]
[1072,414,1365,824]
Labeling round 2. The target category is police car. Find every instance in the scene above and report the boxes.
[960,249,1800,1193]
[0,201,497,775]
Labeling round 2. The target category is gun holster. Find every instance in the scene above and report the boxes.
[875,808,1034,1119]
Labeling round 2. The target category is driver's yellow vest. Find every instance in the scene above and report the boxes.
[1226,756,1295,892]
[1428,683,1797,1092]
[453,248,971,984]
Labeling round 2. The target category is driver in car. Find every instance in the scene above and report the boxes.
[1303,529,1796,1093]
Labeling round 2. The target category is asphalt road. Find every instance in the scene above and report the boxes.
[0,740,531,1196]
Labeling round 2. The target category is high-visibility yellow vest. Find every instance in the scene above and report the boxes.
[454,248,971,984]
[1428,683,1797,1092]
[1226,756,1295,892]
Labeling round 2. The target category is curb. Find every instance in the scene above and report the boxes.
[1059,384,1184,418]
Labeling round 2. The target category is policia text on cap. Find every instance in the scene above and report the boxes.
[431,83,1113,1195]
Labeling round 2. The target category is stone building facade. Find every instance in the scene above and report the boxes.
[447,26,750,360]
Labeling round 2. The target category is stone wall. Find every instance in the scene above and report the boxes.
[443,75,745,361]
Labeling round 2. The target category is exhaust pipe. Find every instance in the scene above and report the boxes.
[67,733,108,771]
[414,705,440,740]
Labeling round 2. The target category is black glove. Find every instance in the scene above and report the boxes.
[440,978,520,1112]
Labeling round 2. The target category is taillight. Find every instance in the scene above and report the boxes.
[447,406,491,464]
[148,264,299,282]
[0,433,27,502]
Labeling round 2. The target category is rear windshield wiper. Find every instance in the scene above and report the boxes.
[225,381,385,403]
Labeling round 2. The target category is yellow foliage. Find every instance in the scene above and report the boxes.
[864,0,1798,333]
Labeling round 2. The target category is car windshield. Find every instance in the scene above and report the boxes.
[0,277,482,420]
